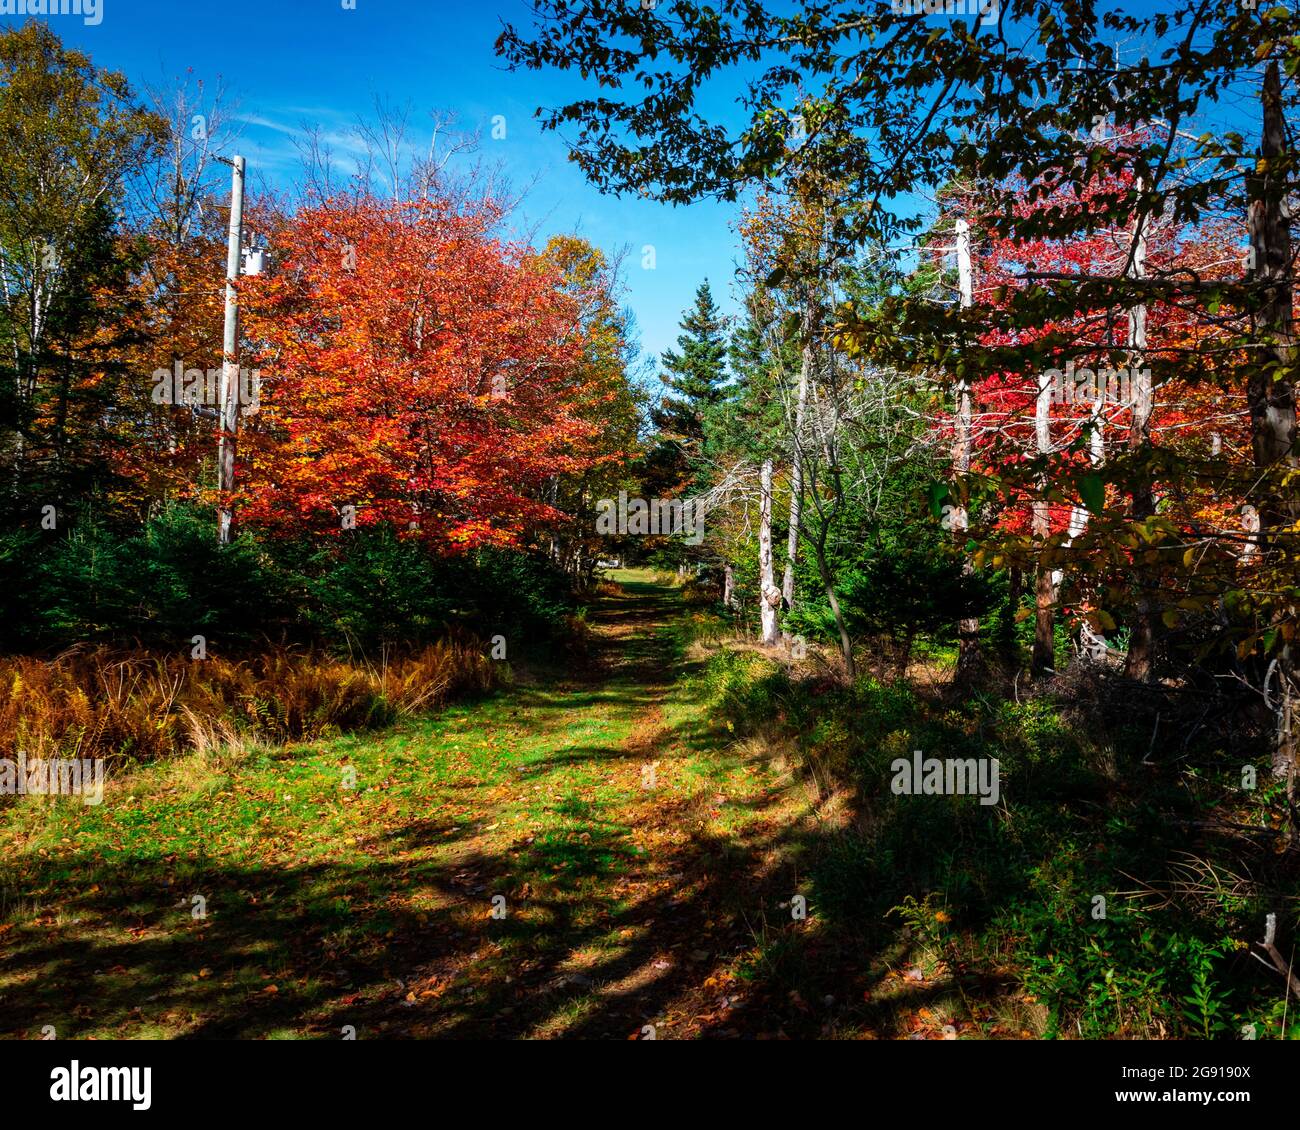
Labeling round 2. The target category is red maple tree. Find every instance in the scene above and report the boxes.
[239,194,611,549]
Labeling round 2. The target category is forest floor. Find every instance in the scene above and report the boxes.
[0,570,1008,1039]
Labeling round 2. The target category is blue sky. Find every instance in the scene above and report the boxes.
[10,0,1253,375]
[21,0,747,375]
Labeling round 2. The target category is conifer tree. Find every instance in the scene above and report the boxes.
[650,279,729,482]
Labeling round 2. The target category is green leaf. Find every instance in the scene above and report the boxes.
[925,481,950,519]
[1078,473,1105,514]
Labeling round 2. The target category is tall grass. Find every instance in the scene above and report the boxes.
[0,641,498,764]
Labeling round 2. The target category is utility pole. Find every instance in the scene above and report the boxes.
[217,154,245,545]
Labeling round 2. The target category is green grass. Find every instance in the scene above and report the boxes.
[6,568,1290,1041]
[0,570,814,1040]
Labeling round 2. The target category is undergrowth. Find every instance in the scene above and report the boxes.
[692,646,1299,1039]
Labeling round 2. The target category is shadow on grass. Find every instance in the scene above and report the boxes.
[0,577,983,1041]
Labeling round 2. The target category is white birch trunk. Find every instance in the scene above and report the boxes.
[759,458,781,645]
[781,310,813,610]
[953,218,981,674]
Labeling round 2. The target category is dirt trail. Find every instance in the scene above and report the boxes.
[378,571,822,1039]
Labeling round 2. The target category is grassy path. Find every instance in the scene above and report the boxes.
[0,570,831,1040]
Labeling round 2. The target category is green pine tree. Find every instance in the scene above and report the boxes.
[654,281,728,438]
[648,280,729,493]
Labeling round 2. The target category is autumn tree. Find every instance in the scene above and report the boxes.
[0,23,164,524]
[111,70,240,508]
[535,233,641,582]
[498,0,1300,709]
[241,192,613,551]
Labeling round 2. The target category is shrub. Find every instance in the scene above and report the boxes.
[693,646,1291,1038]
[4,504,286,651]
[3,506,579,659]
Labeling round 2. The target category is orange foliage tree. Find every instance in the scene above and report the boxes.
[239,194,612,550]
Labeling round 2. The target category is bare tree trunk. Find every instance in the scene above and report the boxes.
[1050,390,1109,669]
[952,376,981,679]
[1032,516,1056,676]
[1247,62,1298,487]
[781,304,813,612]
[1031,368,1056,676]
[952,218,981,680]
[759,458,781,645]
[217,155,246,545]
[1247,60,1298,789]
[723,562,735,609]
[1124,177,1156,681]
